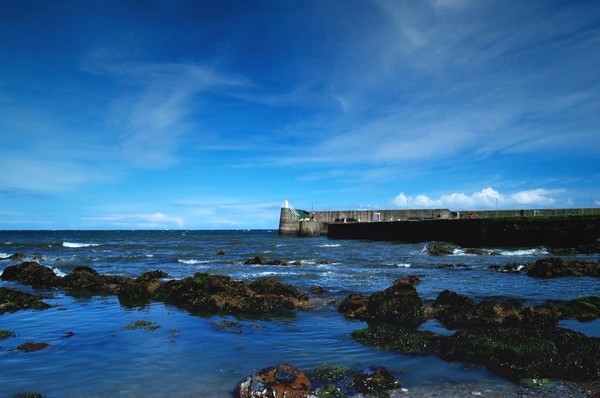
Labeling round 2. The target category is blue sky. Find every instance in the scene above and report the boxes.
[1,0,599,230]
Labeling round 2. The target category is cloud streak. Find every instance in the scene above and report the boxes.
[393,187,566,210]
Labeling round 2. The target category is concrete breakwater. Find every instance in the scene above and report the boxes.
[327,216,600,247]
[278,204,600,247]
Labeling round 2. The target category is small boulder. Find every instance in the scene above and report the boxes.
[1,261,61,289]
[351,366,401,395]
[426,241,459,256]
[0,287,51,314]
[366,282,424,324]
[234,364,311,398]
[17,342,50,352]
[244,256,268,265]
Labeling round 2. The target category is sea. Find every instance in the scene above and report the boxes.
[0,230,599,398]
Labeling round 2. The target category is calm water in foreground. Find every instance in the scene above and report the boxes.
[1,230,599,397]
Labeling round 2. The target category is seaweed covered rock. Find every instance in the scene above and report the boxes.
[154,273,309,314]
[365,279,424,324]
[117,270,168,304]
[339,277,423,324]
[62,266,127,293]
[476,300,559,328]
[234,364,311,398]
[1,261,61,289]
[547,296,600,321]
[351,366,401,396]
[352,322,440,355]
[17,342,50,352]
[0,287,51,314]
[437,326,600,381]
[244,256,289,266]
[526,257,600,278]
[432,290,478,328]
[426,241,459,256]
[338,293,370,319]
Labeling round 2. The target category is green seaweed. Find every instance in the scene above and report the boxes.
[123,320,161,331]
[0,329,15,340]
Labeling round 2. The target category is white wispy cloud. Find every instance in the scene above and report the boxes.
[89,60,252,168]
[393,187,566,209]
[87,212,184,229]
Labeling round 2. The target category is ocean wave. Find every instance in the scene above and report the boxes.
[178,259,210,265]
[53,268,67,277]
[318,243,341,248]
[499,248,549,256]
[63,242,100,248]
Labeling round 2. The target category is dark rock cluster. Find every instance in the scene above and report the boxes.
[488,257,600,278]
[1,261,311,315]
[234,363,403,398]
[339,278,600,383]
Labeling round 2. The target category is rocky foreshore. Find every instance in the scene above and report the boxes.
[338,275,600,388]
[1,260,600,397]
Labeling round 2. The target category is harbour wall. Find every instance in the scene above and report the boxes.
[327,216,600,247]
[279,205,600,246]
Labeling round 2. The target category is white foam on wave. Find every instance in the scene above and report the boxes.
[396,263,411,268]
[499,247,549,256]
[53,268,67,277]
[178,259,210,265]
[0,252,10,258]
[318,243,341,248]
[63,242,100,248]
[452,248,470,256]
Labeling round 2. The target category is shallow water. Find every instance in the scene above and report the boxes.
[1,230,599,397]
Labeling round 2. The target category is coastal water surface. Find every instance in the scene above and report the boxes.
[1,230,599,397]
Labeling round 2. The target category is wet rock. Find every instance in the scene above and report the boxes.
[313,384,344,398]
[0,287,51,314]
[117,270,167,304]
[526,257,600,278]
[248,279,308,301]
[0,329,16,340]
[17,342,50,352]
[244,256,268,265]
[351,366,401,396]
[234,363,311,398]
[365,280,424,324]
[547,296,600,321]
[61,266,106,291]
[136,270,168,282]
[117,282,153,304]
[464,248,500,255]
[394,275,421,285]
[154,273,309,314]
[432,290,478,328]
[61,266,129,293]
[476,300,560,328]
[488,263,524,273]
[437,326,600,381]
[437,263,469,269]
[215,248,225,255]
[352,323,440,355]
[244,256,290,266]
[426,241,459,256]
[4,253,26,261]
[338,294,369,319]
[1,261,61,289]
[310,286,325,296]
[10,393,46,398]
